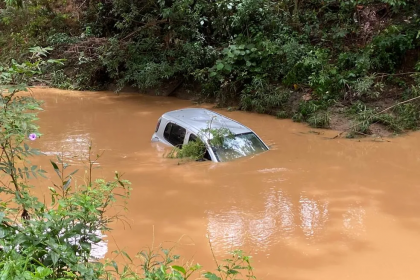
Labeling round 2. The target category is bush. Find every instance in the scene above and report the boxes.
[240,84,292,114]
[4,0,420,133]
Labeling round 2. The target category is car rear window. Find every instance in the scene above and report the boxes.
[164,123,186,147]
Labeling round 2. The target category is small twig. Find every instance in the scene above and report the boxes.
[375,72,419,78]
[352,130,391,142]
[375,95,420,115]
[122,19,169,41]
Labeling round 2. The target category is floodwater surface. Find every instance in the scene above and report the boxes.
[30,88,420,280]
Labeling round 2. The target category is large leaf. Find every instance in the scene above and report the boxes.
[50,251,59,265]
[50,160,61,179]
[63,178,71,190]
[203,272,221,280]
[111,260,118,273]
[172,265,186,275]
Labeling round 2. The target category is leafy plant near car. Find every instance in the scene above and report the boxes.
[165,127,235,162]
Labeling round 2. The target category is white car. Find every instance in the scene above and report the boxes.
[151,108,269,162]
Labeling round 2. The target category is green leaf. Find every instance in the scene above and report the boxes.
[111,260,118,273]
[204,272,221,280]
[50,161,58,170]
[17,167,23,179]
[80,241,91,252]
[63,178,71,190]
[36,267,52,278]
[172,265,186,275]
[50,160,61,179]
[190,264,202,271]
[216,63,224,70]
[68,169,79,177]
[51,251,59,265]
[122,251,132,262]
[37,169,47,178]
[227,269,239,275]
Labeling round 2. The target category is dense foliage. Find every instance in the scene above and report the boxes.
[2,0,420,134]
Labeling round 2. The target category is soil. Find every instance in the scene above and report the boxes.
[369,123,393,137]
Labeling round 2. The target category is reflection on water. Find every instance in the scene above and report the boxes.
[207,190,333,255]
[42,133,92,163]
[342,202,366,239]
[299,195,329,239]
[30,88,420,280]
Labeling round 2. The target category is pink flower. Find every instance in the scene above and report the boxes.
[29,133,37,141]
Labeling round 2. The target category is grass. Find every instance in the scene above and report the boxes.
[276,110,289,119]
[307,111,330,128]
[344,100,419,137]
[239,86,292,114]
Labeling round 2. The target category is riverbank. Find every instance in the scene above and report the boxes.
[31,84,413,139]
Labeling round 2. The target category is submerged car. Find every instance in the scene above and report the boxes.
[151,108,269,162]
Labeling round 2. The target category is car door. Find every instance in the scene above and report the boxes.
[163,122,187,148]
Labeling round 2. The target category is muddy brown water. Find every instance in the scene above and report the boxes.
[27,88,420,279]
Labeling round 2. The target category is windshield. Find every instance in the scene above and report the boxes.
[210,132,268,162]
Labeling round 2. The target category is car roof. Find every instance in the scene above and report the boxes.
[162,108,251,137]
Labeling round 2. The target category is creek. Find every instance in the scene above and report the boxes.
[30,88,420,280]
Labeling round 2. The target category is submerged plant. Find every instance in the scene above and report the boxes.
[165,140,207,161]
[202,127,235,148]
[165,117,235,162]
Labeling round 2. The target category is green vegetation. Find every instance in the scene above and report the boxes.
[2,0,420,135]
[0,53,258,279]
[165,139,207,161]
[165,125,235,162]
[114,247,255,280]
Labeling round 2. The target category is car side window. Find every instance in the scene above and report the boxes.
[164,122,186,147]
[188,134,197,142]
